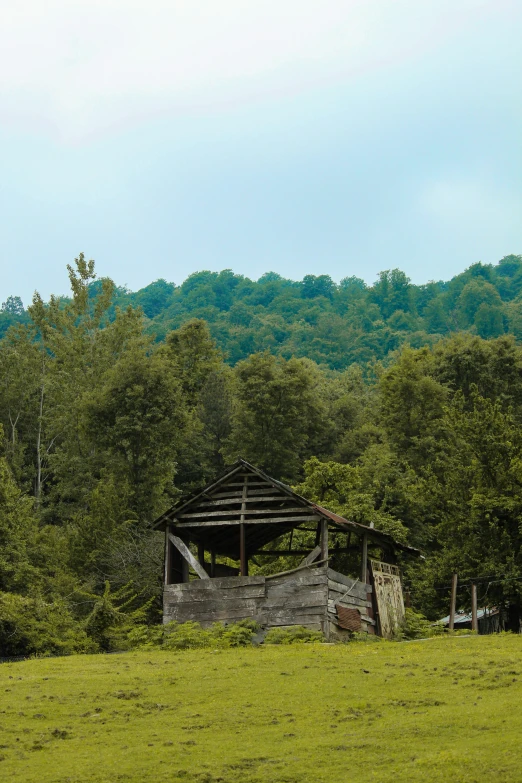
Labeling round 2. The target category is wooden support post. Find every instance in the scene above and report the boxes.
[197,541,205,567]
[319,519,330,642]
[164,527,171,585]
[360,533,368,584]
[449,573,458,631]
[210,550,216,578]
[471,582,478,633]
[320,518,328,563]
[239,476,248,576]
[240,523,248,576]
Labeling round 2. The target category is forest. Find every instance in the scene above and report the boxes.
[3,253,522,369]
[1,253,522,655]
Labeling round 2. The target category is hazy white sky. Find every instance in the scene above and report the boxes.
[1,0,520,302]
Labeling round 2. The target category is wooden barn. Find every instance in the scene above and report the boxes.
[153,459,420,639]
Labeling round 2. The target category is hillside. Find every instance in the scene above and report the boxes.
[1,635,521,783]
[2,254,522,368]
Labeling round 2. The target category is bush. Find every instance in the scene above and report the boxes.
[128,619,260,651]
[82,581,155,652]
[398,608,445,640]
[264,625,323,645]
[0,591,97,657]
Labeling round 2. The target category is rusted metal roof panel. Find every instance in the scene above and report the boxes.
[336,605,362,632]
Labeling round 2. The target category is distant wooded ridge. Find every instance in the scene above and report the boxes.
[2,254,521,368]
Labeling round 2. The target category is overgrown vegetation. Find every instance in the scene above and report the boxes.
[1,254,522,655]
[1,636,521,782]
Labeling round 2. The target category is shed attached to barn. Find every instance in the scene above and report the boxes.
[153,459,420,639]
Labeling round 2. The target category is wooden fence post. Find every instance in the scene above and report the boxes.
[449,573,458,631]
[471,582,478,633]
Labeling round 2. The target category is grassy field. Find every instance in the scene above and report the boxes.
[1,635,521,783]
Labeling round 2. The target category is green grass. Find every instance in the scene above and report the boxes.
[1,635,521,783]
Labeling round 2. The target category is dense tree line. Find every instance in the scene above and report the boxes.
[2,254,522,368]
[1,255,522,654]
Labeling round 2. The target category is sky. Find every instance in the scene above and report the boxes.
[0,0,520,305]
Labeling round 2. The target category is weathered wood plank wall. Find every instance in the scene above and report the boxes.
[163,565,374,634]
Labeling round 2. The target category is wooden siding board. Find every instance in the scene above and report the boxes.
[327,568,372,594]
[162,565,373,634]
[165,575,265,591]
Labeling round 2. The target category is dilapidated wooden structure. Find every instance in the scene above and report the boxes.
[153,459,420,639]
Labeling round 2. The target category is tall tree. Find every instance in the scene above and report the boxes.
[225,352,324,480]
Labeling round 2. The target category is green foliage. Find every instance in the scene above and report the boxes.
[127,619,260,650]
[0,592,96,657]
[263,625,323,644]
[164,619,259,650]
[225,352,326,480]
[398,608,443,640]
[4,254,522,370]
[82,581,154,652]
[294,456,409,543]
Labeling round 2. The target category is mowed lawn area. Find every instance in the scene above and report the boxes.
[1,635,521,783]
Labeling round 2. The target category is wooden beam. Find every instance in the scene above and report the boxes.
[299,545,322,567]
[177,506,312,519]
[320,518,329,562]
[360,533,368,583]
[174,515,321,528]
[168,533,210,580]
[194,496,295,507]
[265,558,329,580]
[253,547,357,556]
[164,527,171,585]
[215,481,272,488]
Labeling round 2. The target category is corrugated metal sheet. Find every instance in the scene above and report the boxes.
[336,605,362,632]
[439,607,499,625]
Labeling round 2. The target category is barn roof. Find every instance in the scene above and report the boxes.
[153,459,420,559]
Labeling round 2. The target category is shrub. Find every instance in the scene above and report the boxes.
[398,608,445,640]
[82,581,155,652]
[162,619,260,650]
[0,591,97,657]
[264,625,323,645]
